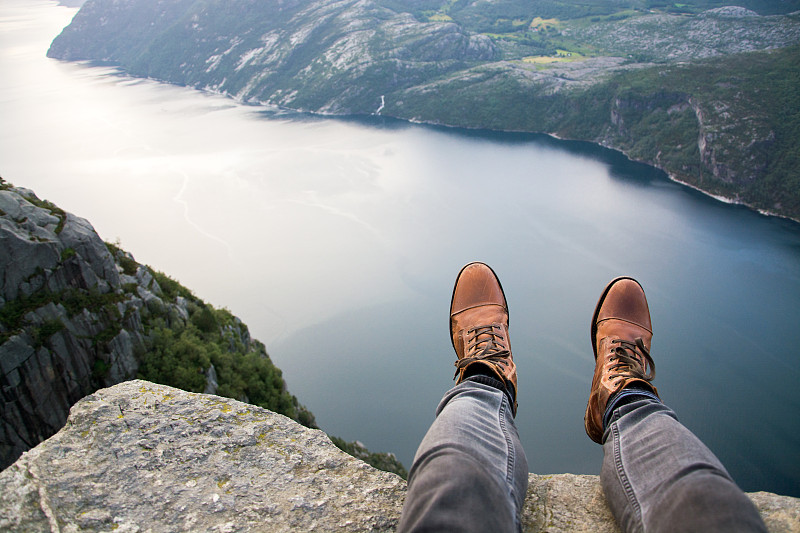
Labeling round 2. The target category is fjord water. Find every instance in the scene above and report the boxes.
[3,0,800,496]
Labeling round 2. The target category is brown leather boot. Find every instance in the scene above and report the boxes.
[585,277,659,443]
[450,262,518,414]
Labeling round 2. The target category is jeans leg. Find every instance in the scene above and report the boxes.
[397,379,529,533]
[601,399,767,533]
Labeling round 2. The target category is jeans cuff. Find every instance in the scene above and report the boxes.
[602,388,661,430]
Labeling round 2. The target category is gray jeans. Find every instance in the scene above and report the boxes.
[398,380,766,532]
[603,398,767,532]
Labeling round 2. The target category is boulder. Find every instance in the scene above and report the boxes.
[1,380,797,532]
[0,380,406,532]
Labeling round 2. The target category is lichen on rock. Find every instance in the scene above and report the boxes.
[0,380,406,532]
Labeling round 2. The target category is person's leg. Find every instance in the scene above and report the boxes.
[585,277,767,533]
[601,394,766,533]
[398,262,528,532]
[398,377,528,532]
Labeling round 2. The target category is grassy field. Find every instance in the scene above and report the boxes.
[522,48,587,63]
[530,16,561,30]
[426,12,453,21]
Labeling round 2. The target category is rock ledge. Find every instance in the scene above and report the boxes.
[1,380,797,532]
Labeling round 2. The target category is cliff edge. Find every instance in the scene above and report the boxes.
[1,380,798,532]
[0,181,316,471]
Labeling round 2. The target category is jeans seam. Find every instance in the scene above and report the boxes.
[611,412,644,529]
[498,395,519,528]
[499,397,514,485]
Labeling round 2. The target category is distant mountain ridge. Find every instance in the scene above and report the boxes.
[47,0,498,113]
[47,0,800,219]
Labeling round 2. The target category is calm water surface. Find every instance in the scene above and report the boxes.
[2,0,799,496]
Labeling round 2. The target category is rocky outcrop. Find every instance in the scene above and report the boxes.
[1,380,798,532]
[0,183,283,470]
[0,184,137,468]
[0,381,406,532]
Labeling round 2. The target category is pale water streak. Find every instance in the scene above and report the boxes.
[2,0,799,497]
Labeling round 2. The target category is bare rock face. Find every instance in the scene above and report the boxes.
[47,0,499,115]
[0,186,135,469]
[524,473,619,533]
[524,474,800,533]
[1,380,798,532]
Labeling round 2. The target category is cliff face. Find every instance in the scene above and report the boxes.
[47,0,496,114]
[1,380,798,532]
[0,182,307,470]
[1,184,140,468]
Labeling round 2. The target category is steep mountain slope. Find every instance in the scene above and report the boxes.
[48,0,497,113]
[45,0,800,219]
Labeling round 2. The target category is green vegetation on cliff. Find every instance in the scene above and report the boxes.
[135,276,318,428]
[388,44,800,218]
[110,246,406,476]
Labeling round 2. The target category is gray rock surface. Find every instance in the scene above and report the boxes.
[0,380,406,532]
[1,380,798,532]
[1,186,127,468]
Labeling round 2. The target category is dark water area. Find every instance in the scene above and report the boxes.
[268,128,800,497]
[2,0,799,498]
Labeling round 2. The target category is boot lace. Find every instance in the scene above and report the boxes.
[609,337,656,385]
[454,324,511,378]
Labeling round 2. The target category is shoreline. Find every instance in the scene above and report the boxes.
[67,62,800,227]
[556,133,800,226]
[336,107,800,226]
[401,115,800,226]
